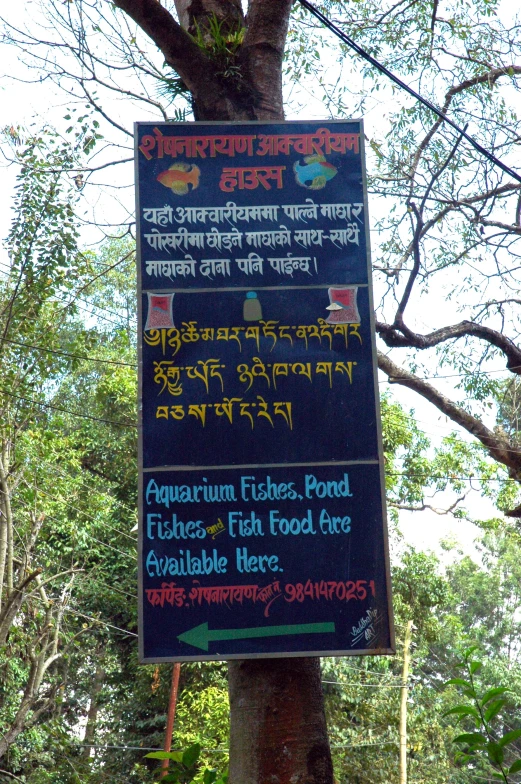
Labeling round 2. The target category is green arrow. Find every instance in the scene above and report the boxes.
[178,621,335,652]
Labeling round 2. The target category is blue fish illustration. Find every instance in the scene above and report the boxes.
[294,154,338,190]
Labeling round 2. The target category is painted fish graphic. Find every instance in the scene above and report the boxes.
[157,162,200,195]
[294,154,337,190]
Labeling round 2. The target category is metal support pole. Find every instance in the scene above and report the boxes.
[161,663,181,778]
[399,621,413,784]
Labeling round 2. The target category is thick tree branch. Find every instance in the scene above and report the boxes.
[376,320,521,373]
[112,0,229,116]
[173,0,244,33]
[378,351,521,480]
[240,0,293,120]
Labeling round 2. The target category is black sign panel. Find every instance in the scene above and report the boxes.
[136,120,394,661]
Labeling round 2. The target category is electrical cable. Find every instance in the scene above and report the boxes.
[0,386,137,428]
[35,457,139,526]
[34,487,135,543]
[379,364,521,383]
[4,330,521,381]
[0,259,135,327]
[14,494,136,562]
[297,0,521,185]
[322,679,406,688]
[66,607,138,637]
[0,336,137,368]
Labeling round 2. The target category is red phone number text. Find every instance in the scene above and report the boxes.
[284,579,375,603]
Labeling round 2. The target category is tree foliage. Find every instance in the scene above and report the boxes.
[3,0,521,781]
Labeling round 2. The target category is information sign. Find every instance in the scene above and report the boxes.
[136,120,394,661]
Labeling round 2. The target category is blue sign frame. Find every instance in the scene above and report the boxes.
[136,120,394,661]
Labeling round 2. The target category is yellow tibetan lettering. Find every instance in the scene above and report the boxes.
[166,328,182,356]
[156,406,169,419]
[316,361,333,387]
[274,402,293,430]
[256,396,274,427]
[295,325,309,350]
[209,360,225,392]
[349,323,362,343]
[217,327,243,351]
[251,357,270,387]
[306,324,321,346]
[239,402,254,429]
[335,361,355,383]
[259,320,279,350]
[278,325,293,347]
[187,359,224,394]
[181,321,200,343]
[292,361,312,383]
[244,325,260,351]
[272,363,289,390]
[333,324,349,348]
[201,327,215,341]
[144,329,162,347]
[215,397,242,423]
[188,403,208,426]
[237,362,254,391]
[230,327,244,348]
[153,361,183,396]
[317,319,333,350]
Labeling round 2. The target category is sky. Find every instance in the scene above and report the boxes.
[0,0,513,561]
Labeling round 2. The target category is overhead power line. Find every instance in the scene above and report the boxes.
[0,336,137,368]
[297,0,521,185]
[0,386,137,428]
[66,607,138,637]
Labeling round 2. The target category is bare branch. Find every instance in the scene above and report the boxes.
[112,0,230,118]
[389,494,468,515]
[376,320,521,374]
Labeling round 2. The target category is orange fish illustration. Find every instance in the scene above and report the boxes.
[157,162,200,195]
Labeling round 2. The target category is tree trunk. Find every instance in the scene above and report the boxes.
[112,2,334,780]
[228,658,333,784]
[82,662,105,759]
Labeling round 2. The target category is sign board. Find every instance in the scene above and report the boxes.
[136,120,394,661]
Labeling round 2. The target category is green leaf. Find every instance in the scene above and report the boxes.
[182,743,201,768]
[481,687,509,706]
[499,729,521,748]
[484,699,505,723]
[446,678,473,689]
[203,771,218,784]
[443,705,480,721]
[509,760,521,774]
[453,732,487,747]
[469,660,482,674]
[487,741,504,766]
[161,774,182,784]
[145,751,184,762]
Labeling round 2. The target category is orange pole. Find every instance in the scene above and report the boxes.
[161,663,181,778]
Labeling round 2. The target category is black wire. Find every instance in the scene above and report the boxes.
[0,336,137,368]
[0,386,137,428]
[297,0,521,185]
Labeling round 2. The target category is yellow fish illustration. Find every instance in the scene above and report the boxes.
[157,162,200,195]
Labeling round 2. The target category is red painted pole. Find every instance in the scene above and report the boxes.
[161,663,181,778]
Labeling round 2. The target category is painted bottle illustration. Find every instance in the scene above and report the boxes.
[243,291,262,321]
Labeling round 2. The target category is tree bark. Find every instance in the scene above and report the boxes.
[228,657,333,784]
[82,661,105,759]
[113,0,293,120]
[110,2,334,781]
